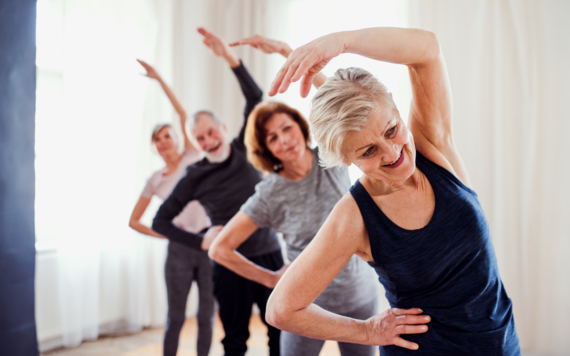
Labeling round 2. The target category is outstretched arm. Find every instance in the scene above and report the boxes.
[197,27,262,146]
[137,59,197,151]
[209,211,289,288]
[266,194,429,350]
[269,27,470,186]
[230,35,327,89]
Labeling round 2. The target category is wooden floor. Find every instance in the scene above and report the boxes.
[42,314,350,356]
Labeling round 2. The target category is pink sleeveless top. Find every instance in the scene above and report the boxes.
[141,149,210,233]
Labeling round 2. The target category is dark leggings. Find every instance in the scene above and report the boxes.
[163,241,215,356]
[213,250,283,356]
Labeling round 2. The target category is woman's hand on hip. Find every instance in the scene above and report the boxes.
[201,225,224,250]
[269,32,348,98]
[267,262,291,289]
[365,308,430,350]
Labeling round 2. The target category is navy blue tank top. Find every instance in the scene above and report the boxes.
[350,151,520,355]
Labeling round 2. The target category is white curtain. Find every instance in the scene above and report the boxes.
[40,0,180,347]
[408,1,570,354]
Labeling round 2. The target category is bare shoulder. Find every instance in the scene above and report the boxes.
[325,192,373,262]
[412,132,472,189]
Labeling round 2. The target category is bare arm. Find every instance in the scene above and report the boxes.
[230,35,327,89]
[137,59,197,151]
[209,211,288,288]
[267,194,429,350]
[129,196,165,239]
[269,27,470,185]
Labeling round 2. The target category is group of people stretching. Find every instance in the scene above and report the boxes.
[129,26,520,356]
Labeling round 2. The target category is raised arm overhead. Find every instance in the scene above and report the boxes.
[137,59,198,151]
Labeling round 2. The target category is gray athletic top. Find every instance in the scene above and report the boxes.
[241,148,378,311]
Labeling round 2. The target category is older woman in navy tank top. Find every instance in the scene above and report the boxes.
[264,27,520,355]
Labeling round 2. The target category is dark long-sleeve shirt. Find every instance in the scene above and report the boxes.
[152,62,281,258]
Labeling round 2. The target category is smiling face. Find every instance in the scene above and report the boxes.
[153,126,178,158]
[343,106,416,184]
[264,113,307,164]
[191,113,230,163]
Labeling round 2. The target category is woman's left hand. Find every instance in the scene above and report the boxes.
[137,59,160,80]
[269,32,347,98]
[230,35,291,56]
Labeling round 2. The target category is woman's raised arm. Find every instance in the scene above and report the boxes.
[230,34,327,89]
[137,59,197,151]
[269,27,470,185]
[266,194,430,350]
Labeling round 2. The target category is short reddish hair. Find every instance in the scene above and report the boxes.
[245,101,311,173]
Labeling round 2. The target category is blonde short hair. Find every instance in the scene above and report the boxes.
[309,67,395,168]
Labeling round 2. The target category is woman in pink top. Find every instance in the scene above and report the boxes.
[129,60,214,356]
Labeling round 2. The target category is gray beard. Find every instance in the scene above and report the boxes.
[205,143,230,163]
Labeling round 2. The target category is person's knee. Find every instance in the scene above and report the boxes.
[197,313,214,328]
[166,312,186,328]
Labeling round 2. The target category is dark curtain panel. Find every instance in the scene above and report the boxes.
[0,0,39,355]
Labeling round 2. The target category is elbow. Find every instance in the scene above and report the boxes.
[207,243,220,261]
[423,30,442,61]
[265,292,289,330]
[128,219,137,230]
[208,241,228,264]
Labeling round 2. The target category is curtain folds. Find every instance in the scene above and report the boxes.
[51,0,176,347]
[408,1,570,354]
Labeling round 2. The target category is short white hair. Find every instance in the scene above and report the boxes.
[309,67,395,168]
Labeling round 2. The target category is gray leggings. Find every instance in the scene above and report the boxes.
[280,298,378,356]
[163,241,215,356]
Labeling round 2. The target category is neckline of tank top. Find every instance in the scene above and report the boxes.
[355,155,440,233]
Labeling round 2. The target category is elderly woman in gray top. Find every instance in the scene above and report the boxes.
[208,36,378,356]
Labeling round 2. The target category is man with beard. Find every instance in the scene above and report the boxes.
[152,28,283,356]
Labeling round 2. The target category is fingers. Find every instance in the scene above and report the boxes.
[299,73,315,98]
[395,314,430,325]
[197,27,209,37]
[291,54,316,83]
[393,337,420,351]
[269,65,288,96]
[395,324,429,335]
[136,59,150,69]
[229,37,254,47]
[229,41,256,49]
[198,27,220,42]
[269,50,306,96]
[278,62,300,93]
[391,307,423,316]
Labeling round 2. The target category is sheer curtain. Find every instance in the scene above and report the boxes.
[408,1,570,354]
[36,0,181,347]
